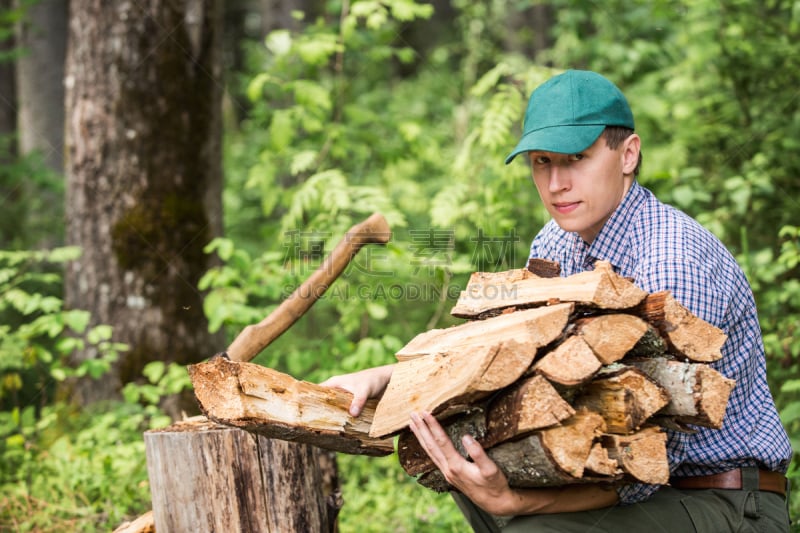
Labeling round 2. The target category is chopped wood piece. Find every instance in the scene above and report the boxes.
[399,375,576,477]
[397,376,575,476]
[602,427,669,484]
[572,314,660,364]
[372,339,539,438]
[468,268,540,284]
[396,303,573,361]
[527,257,561,278]
[585,442,620,477]
[484,375,575,447]
[189,356,394,456]
[574,366,670,434]
[398,408,487,477]
[632,291,726,362]
[451,261,647,318]
[584,443,621,477]
[631,359,735,429]
[533,336,602,386]
[539,409,607,479]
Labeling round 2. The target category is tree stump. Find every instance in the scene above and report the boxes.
[144,417,340,532]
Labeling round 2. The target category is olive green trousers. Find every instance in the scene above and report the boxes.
[453,478,791,532]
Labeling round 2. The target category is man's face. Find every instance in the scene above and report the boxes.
[528,134,639,243]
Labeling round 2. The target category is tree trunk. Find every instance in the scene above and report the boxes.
[1,2,19,246]
[64,0,225,406]
[144,417,341,532]
[0,0,15,148]
[14,0,67,172]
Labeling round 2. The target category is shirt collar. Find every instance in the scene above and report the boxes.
[586,181,647,270]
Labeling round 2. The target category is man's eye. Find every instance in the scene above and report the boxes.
[532,156,550,165]
[568,153,584,162]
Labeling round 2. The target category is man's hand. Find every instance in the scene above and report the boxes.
[409,411,620,517]
[409,411,517,516]
[319,364,394,417]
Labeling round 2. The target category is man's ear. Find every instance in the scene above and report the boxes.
[622,134,641,175]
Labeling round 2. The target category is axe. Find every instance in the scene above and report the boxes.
[223,212,392,362]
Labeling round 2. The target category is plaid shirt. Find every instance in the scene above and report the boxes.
[529,181,792,504]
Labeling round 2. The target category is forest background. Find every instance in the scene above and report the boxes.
[2,0,800,531]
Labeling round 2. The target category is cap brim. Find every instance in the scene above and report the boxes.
[504,124,606,165]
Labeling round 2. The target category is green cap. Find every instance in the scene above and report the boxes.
[505,70,634,164]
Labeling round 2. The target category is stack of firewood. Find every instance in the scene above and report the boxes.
[189,259,734,492]
[379,259,733,491]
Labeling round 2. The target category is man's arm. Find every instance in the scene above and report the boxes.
[409,411,618,516]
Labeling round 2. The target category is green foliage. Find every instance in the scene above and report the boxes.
[0,398,171,532]
[337,454,464,532]
[0,136,65,249]
[0,248,125,405]
[0,248,180,531]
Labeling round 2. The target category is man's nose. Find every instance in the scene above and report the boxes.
[548,164,570,192]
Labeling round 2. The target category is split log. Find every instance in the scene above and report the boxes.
[571,314,664,364]
[396,303,573,361]
[484,374,575,447]
[631,359,735,429]
[450,261,647,319]
[144,416,340,532]
[398,375,575,477]
[538,409,608,479]
[584,443,620,477]
[533,336,601,386]
[633,291,726,362]
[573,366,670,434]
[602,426,669,484]
[526,257,561,278]
[372,339,540,438]
[374,304,573,437]
[189,356,393,456]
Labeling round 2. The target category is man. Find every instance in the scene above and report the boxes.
[323,70,792,531]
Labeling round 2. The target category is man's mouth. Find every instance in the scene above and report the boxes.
[553,202,580,214]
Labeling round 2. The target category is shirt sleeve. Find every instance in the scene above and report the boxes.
[616,482,661,505]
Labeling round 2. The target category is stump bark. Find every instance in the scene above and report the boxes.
[144,417,340,533]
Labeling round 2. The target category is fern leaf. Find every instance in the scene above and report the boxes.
[478,84,521,151]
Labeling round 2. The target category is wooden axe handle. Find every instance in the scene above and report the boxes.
[226,212,392,362]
